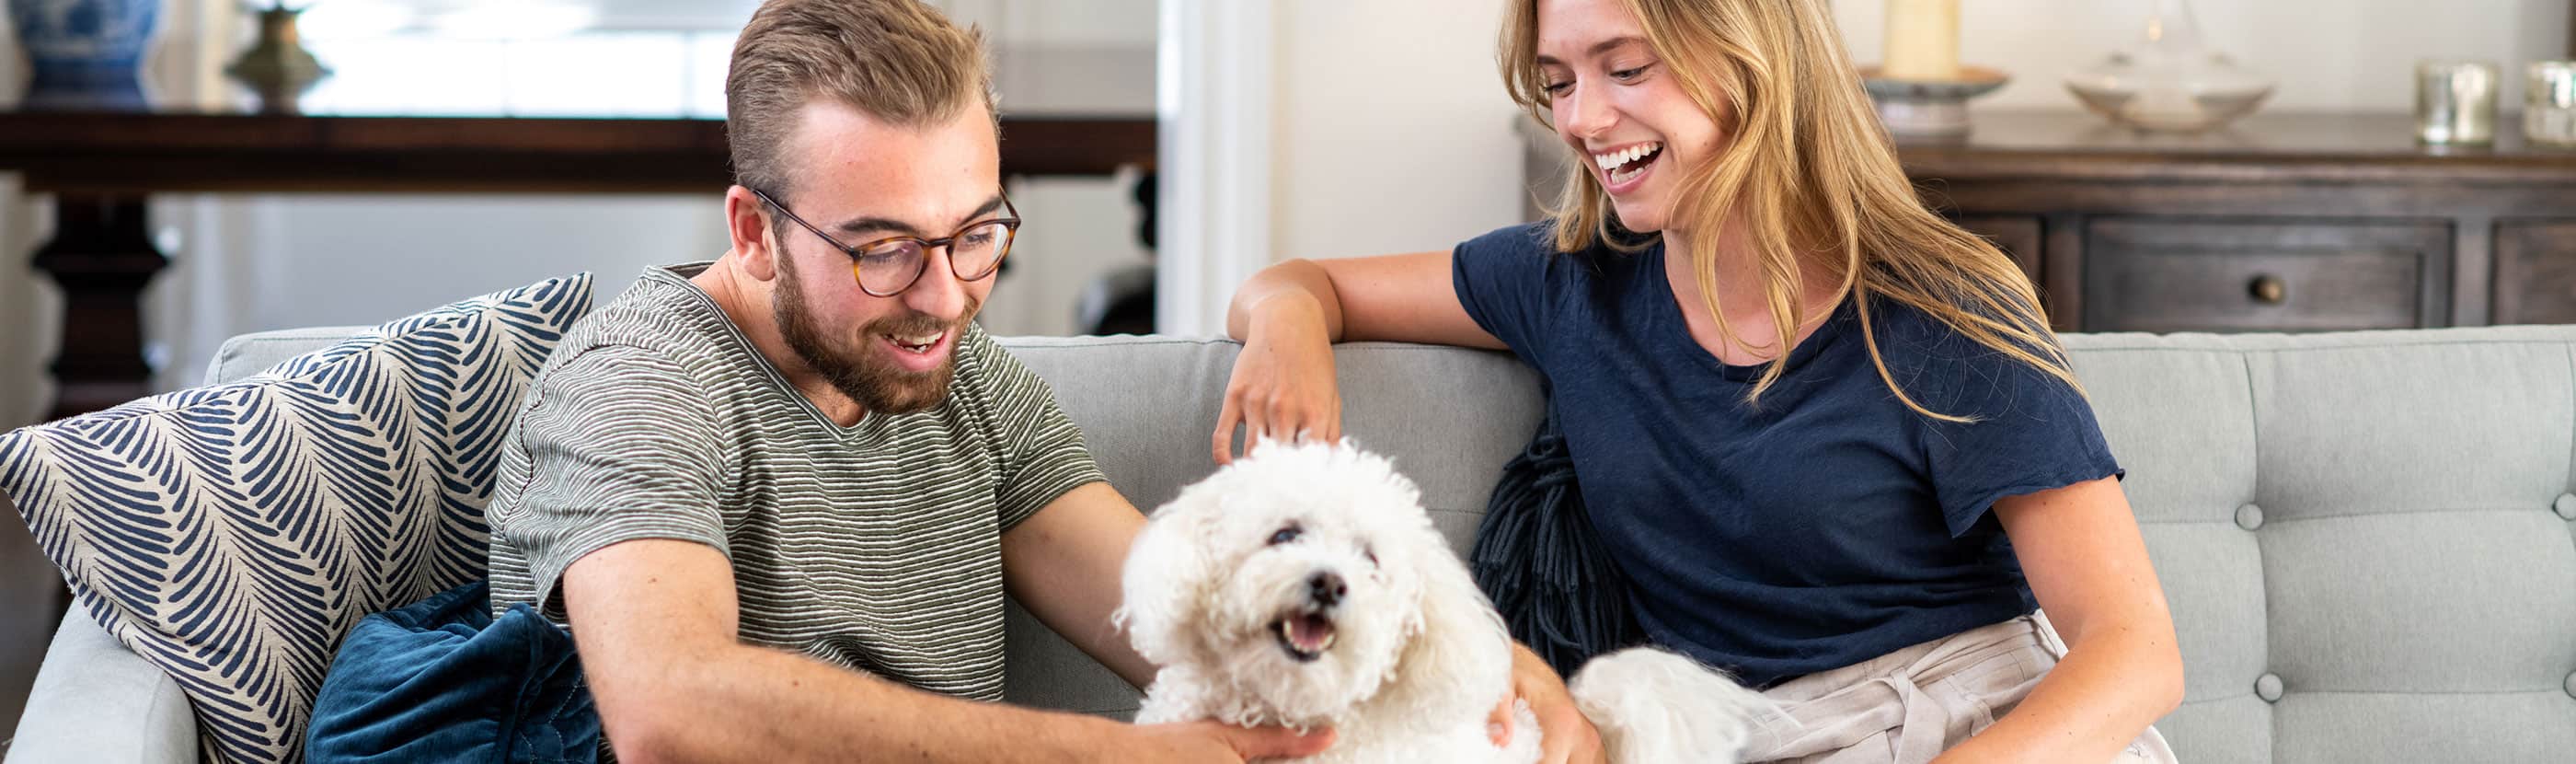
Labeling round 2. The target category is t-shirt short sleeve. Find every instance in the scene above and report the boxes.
[1451,222,1564,366]
[496,343,730,619]
[1910,331,2125,537]
[959,327,1108,531]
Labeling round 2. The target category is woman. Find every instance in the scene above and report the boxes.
[1212,0,2183,761]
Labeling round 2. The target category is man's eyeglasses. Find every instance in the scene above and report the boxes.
[751,187,1020,297]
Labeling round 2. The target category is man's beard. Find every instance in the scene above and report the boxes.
[773,260,975,416]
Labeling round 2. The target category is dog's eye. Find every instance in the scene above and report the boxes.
[1267,525,1302,545]
[1363,548,1378,566]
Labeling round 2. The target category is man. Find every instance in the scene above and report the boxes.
[484,1,1597,761]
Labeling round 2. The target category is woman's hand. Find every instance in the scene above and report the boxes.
[1213,292,1344,464]
[1488,642,1607,764]
[1213,251,1502,464]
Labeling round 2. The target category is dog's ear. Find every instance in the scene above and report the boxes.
[1386,520,1517,704]
[1411,539,1509,648]
[1117,492,1225,668]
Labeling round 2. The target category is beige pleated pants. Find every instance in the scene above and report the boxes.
[1742,614,2179,764]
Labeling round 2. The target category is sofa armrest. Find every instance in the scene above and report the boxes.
[6,608,196,763]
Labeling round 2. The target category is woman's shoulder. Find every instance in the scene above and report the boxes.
[1454,221,1652,282]
[1453,221,1613,286]
[1457,220,1560,259]
[1852,295,1955,359]
[1857,294,2054,362]
[1857,295,2079,415]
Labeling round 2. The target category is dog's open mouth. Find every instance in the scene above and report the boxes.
[1271,609,1337,662]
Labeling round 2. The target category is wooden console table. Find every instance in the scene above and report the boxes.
[1899,111,2576,332]
[0,110,1155,423]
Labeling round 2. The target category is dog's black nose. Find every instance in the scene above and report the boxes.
[1307,571,1347,607]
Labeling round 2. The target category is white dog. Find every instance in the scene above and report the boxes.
[1119,440,1776,763]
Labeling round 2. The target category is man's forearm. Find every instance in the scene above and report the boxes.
[610,641,1126,764]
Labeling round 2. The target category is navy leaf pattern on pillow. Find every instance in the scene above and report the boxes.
[0,274,592,764]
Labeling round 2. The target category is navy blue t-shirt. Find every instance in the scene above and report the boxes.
[1450,223,2122,689]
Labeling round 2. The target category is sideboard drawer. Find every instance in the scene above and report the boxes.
[2494,220,2576,325]
[2082,218,2453,332]
[1952,214,2043,284]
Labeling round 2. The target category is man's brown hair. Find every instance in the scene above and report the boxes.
[726,0,996,200]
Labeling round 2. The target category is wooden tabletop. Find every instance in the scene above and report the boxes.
[0,109,1155,194]
[1898,110,2576,185]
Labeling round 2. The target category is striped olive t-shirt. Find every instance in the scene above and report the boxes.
[485,262,1105,701]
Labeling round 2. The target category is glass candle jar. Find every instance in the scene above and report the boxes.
[2526,61,2576,148]
[2415,60,2498,145]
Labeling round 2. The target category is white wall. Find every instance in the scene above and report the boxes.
[1832,0,2569,112]
[949,0,1156,47]
[1268,0,1529,262]
[950,0,1164,114]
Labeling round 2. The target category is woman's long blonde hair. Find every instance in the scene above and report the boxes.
[1501,0,2078,420]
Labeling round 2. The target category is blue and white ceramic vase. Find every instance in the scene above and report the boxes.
[8,0,162,108]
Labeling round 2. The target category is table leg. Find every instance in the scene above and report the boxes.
[29,193,166,423]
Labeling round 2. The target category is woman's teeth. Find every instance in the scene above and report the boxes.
[1594,142,1662,184]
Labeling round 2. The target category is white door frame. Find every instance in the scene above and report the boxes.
[1153,0,1274,338]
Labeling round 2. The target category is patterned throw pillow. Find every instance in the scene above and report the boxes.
[0,274,592,764]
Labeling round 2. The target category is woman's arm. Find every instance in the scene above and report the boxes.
[1224,253,1505,346]
[1214,253,1502,463]
[1937,476,2183,763]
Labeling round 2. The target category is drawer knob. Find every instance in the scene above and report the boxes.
[2248,274,2288,305]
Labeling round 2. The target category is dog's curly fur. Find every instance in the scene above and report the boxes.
[1119,440,1774,763]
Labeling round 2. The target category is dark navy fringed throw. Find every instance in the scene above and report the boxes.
[1467,406,1647,677]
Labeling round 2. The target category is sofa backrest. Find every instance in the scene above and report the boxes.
[204,326,374,386]
[208,326,2576,764]
[2046,327,2576,764]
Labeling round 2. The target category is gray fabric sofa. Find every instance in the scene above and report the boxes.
[10,326,2576,763]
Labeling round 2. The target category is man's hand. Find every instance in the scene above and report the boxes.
[1133,722,1335,762]
[1487,643,1606,764]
